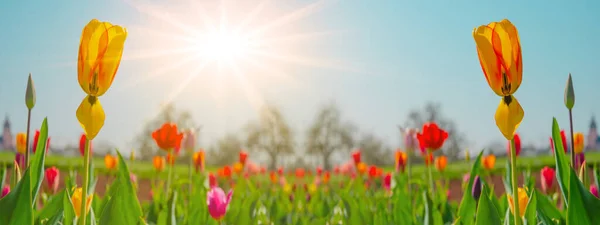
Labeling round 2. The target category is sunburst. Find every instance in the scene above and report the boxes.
[119,0,357,114]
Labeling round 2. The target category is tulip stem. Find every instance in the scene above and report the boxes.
[79,138,91,225]
[407,148,412,208]
[569,109,576,169]
[24,109,32,167]
[165,150,174,201]
[510,138,521,225]
[427,149,435,194]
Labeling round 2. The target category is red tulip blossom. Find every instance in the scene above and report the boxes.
[417,122,448,151]
[79,134,92,156]
[507,133,521,157]
[239,151,248,165]
[316,166,323,176]
[32,130,51,153]
[540,166,555,193]
[352,151,361,164]
[45,166,60,194]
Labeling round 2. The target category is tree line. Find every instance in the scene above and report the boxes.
[134,102,467,170]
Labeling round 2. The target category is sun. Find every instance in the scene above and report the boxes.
[193,30,252,63]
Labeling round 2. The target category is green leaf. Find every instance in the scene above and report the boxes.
[523,188,537,225]
[31,119,49,205]
[456,150,484,225]
[566,169,592,225]
[99,151,144,225]
[36,190,65,224]
[551,118,571,205]
[534,190,563,224]
[475,184,501,225]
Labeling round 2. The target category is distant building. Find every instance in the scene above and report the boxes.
[0,115,14,150]
[587,116,600,151]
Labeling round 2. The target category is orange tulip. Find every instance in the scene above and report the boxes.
[435,156,447,172]
[482,154,496,170]
[15,132,27,154]
[395,150,408,172]
[295,168,305,179]
[153,156,165,172]
[166,152,176,165]
[217,168,225,178]
[424,152,434,166]
[193,150,205,172]
[356,162,367,175]
[151,123,184,151]
[323,171,330,184]
[473,19,524,140]
[104,154,118,170]
[574,132,584,154]
[269,171,277,184]
[233,162,244,175]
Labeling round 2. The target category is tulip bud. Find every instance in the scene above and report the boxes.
[1,185,10,198]
[465,150,470,162]
[25,73,36,109]
[472,175,482,201]
[564,73,575,109]
[591,184,599,198]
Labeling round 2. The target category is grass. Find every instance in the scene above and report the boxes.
[1,150,599,180]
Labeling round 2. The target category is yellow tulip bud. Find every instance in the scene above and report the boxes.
[71,187,93,218]
[507,188,528,218]
[76,95,105,140]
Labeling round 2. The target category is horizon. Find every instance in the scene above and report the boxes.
[1,0,599,162]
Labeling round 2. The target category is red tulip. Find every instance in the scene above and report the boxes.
[591,184,599,198]
[277,167,284,176]
[208,173,217,187]
[368,165,377,179]
[383,172,392,191]
[32,130,51,153]
[352,151,361,164]
[295,168,305,179]
[79,134,92,156]
[333,166,340,174]
[45,166,60,194]
[507,133,521,157]
[540,166,555,193]
[549,131,569,153]
[417,122,448,151]
[239,151,248,165]
[316,166,323,176]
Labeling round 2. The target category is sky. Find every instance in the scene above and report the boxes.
[0,0,599,160]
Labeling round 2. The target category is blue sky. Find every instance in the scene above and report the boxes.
[0,0,599,158]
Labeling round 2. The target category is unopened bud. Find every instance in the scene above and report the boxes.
[564,73,575,109]
[25,73,36,109]
[472,175,482,201]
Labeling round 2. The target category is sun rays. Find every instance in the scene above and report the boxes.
[118,0,358,116]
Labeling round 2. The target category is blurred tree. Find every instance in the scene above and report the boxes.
[245,105,294,170]
[305,103,355,170]
[357,133,393,166]
[134,103,198,160]
[206,134,244,167]
[403,102,467,161]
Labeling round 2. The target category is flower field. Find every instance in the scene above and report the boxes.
[1,15,600,225]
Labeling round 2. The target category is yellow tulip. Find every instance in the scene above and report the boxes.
[76,19,127,140]
[308,183,317,194]
[283,183,292,194]
[473,19,524,140]
[507,188,528,217]
[15,132,27,154]
[71,187,93,218]
[574,132,584,154]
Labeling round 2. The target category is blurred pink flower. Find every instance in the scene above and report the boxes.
[130,173,138,184]
[591,184,599,198]
[207,186,233,221]
[462,174,470,184]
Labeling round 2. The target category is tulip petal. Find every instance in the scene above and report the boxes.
[79,20,112,95]
[494,95,524,140]
[97,25,127,96]
[473,24,503,96]
[76,95,105,140]
[492,20,522,93]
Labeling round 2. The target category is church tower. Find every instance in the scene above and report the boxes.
[2,115,13,150]
[588,116,598,150]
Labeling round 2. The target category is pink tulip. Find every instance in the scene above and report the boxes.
[1,185,9,198]
[207,187,233,221]
[130,173,138,184]
[462,174,470,184]
[591,184,599,198]
[45,167,60,194]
